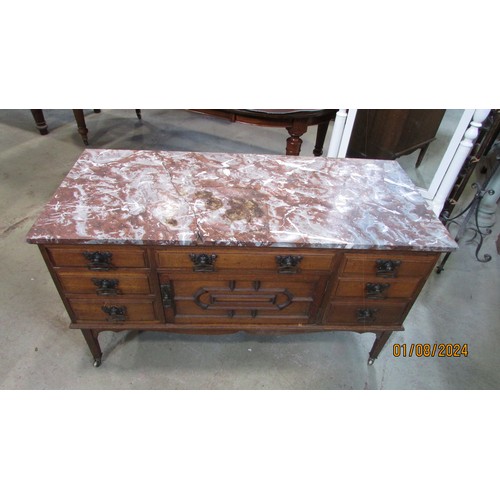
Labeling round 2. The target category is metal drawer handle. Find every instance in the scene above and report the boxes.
[161,283,174,308]
[365,282,390,299]
[276,255,303,274]
[190,253,217,272]
[102,305,127,322]
[375,259,400,278]
[92,278,120,296]
[83,251,114,271]
[357,308,378,323]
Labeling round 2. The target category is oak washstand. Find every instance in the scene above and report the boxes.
[26,149,457,366]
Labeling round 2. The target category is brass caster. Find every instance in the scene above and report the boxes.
[93,357,102,367]
[367,357,375,366]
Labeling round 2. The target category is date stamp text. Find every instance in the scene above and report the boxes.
[393,343,468,358]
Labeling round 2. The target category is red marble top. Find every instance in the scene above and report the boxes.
[26,149,457,251]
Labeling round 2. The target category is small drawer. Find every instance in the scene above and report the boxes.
[324,301,409,326]
[333,277,422,300]
[339,253,437,278]
[155,248,335,273]
[56,270,152,296]
[68,298,159,323]
[47,245,148,269]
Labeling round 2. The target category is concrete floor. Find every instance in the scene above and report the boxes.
[0,109,499,389]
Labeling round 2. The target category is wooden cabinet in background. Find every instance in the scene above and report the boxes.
[347,109,446,167]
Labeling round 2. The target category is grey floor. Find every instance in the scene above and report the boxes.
[1,109,499,389]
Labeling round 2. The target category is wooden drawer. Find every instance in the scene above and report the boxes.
[155,248,335,273]
[339,253,437,278]
[324,301,408,326]
[68,298,159,323]
[333,277,422,300]
[160,273,327,324]
[46,245,148,269]
[56,270,153,296]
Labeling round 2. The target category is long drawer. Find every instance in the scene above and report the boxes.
[155,248,335,273]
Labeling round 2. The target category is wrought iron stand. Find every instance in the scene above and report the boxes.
[436,155,499,273]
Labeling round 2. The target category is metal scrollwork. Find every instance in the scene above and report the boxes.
[365,282,390,299]
[356,308,377,323]
[83,251,114,271]
[190,253,217,272]
[102,305,127,322]
[375,259,400,278]
[276,255,303,274]
[161,283,174,308]
[92,278,120,296]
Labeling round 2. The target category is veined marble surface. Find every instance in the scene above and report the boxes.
[27,149,458,251]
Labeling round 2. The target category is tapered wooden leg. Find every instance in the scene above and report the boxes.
[313,120,330,156]
[285,121,308,155]
[30,109,49,135]
[136,109,142,119]
[72,109,89,145]
[368,330,393,365]
[81,329,102,367]
[415,143,430,168]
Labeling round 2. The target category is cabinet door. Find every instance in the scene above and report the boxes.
[159,273,328,325]
[347,110,445,159]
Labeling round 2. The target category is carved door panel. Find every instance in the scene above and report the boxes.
[159,273,328,325]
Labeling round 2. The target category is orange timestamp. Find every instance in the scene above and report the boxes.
[393,343,469,358]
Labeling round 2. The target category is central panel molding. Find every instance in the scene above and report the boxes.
[193,285,294,311]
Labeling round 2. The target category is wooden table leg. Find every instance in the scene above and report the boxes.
[72,109,89,145]
[368,330,393,365]
[81,329,102,367]
[285,121,308,155]
[313,120,330,156]
[415,143,430,168]
[30,109,49,135]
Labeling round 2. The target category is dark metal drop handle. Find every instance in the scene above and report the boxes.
[102,305,127,322]
[83,251,114,271]
[375,259,401,278]
[190,253,217,272]
[357,308,377,323]
[276,255,303,274]
[365,282,390,299]
[92,278,119,296]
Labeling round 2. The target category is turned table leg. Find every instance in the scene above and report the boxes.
[30,109,49,135]
[285,121,308,155]
[81,329,102,367]
[72,109,89,145]
[368,330,393,365]
[313,120,330,156]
